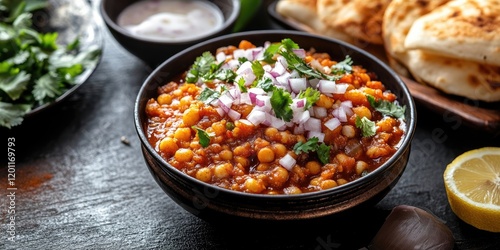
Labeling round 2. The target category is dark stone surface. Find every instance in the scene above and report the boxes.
[2,1,499,249]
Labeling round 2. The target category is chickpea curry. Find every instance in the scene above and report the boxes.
[145,39,406,195]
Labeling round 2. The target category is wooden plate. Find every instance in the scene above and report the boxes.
[267,1,500,133]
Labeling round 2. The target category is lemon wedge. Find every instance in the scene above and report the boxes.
[443,147,500,232]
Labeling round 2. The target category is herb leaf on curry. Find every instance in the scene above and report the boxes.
[366,94,406,119]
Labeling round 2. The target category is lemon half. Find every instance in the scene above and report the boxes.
[443,147,500,232]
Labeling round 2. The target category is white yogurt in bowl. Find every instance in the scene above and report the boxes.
[117,0,224,42]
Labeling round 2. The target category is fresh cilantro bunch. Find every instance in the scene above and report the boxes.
[0,0,101,128]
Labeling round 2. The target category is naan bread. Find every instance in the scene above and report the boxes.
[405,50,500,102]
[317,0,391,45]
[382,0,450,65]
[276,0,355,43]
[404,0,500,66]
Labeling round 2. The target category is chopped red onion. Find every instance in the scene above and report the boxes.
[246,109,266,125]
[293,49,306,58]
[332,107,348,122]
[307,131,325,142]
[313,106,327,118]
[233,49,253,61]
[324,117,341,131]
[292,110,310,124]
[228,109,241,121]
[289,78,308,93]
[318,80,337,94]
[304,117,321,132]
[279,153,296,171]
[216,51,226,63]
[333,83,349,94]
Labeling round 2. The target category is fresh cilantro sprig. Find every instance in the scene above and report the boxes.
[198,87,221,104]
[366,95,406,119]
[192,126,213,148]
[0,2,102,128]
[271,88,293,122]
[355,116,376,137]
[186,52,236,84]
[276,38,338,81]
[293,137,331,164]
[331,55,353,75]
[297,87,320,110]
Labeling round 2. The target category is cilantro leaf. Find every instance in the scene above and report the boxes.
[271,87,293,122]
[0,102,31,129]
[297,87,320,110]
[262,43,281,63]
[192,126,213,148]
[255,77,274,92]
[366,95,406,119]
[294,137,319,154]
[0,71,31,100]
[186,52,216,83]
[293,137,331,164]
[277,39,337,81]
[0,1,102,128]
[355,116,376,137]
[251,60,264,80]
[32,73,62,102]
[316,143,331,165]
[331,55,353,75]
[198,87,220,104]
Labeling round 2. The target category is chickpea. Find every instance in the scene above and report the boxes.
[305,161,322,175]
[219,149,233,161]
[342,125,356,138]
[214,163,233,179]
[316,94,333,108]
[335,153,355,171]
[283,186,302,194]
[174,127,192,142]
[337,178,348,185]
[279,131,294,144]
[271,166,289,186]
[212,121,226,136]
[159,137,178,155]
[234,156,249,168]
[196,167,212,182]
[244,178,265,193]
[377,117,396,133]
[310,177,321,186]
[264,127,279,141]
[271,143,287,158]
[355,161,369,176]
[320,179,338,190]
[179,95,193,107]
[157,94,172,105]
[352,106,372,120]
[258,147,275,163]
[256,163,270,171]
[174,148,194,162]
[182,107,200,127]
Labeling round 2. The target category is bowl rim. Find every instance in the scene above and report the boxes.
[134,30,417,200]
[99,0,241,45]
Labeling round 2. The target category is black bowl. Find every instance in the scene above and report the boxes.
[134,30,417,221]
[99,0,240,68]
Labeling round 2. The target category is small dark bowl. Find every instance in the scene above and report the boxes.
[134,30,417,221]
[99,0,240,68]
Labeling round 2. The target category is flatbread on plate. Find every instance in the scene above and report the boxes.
[405,50,500,102]
[317,0,391,45]
[404,0,500,66]
[276,0,355,43]
[382,0,450,64]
